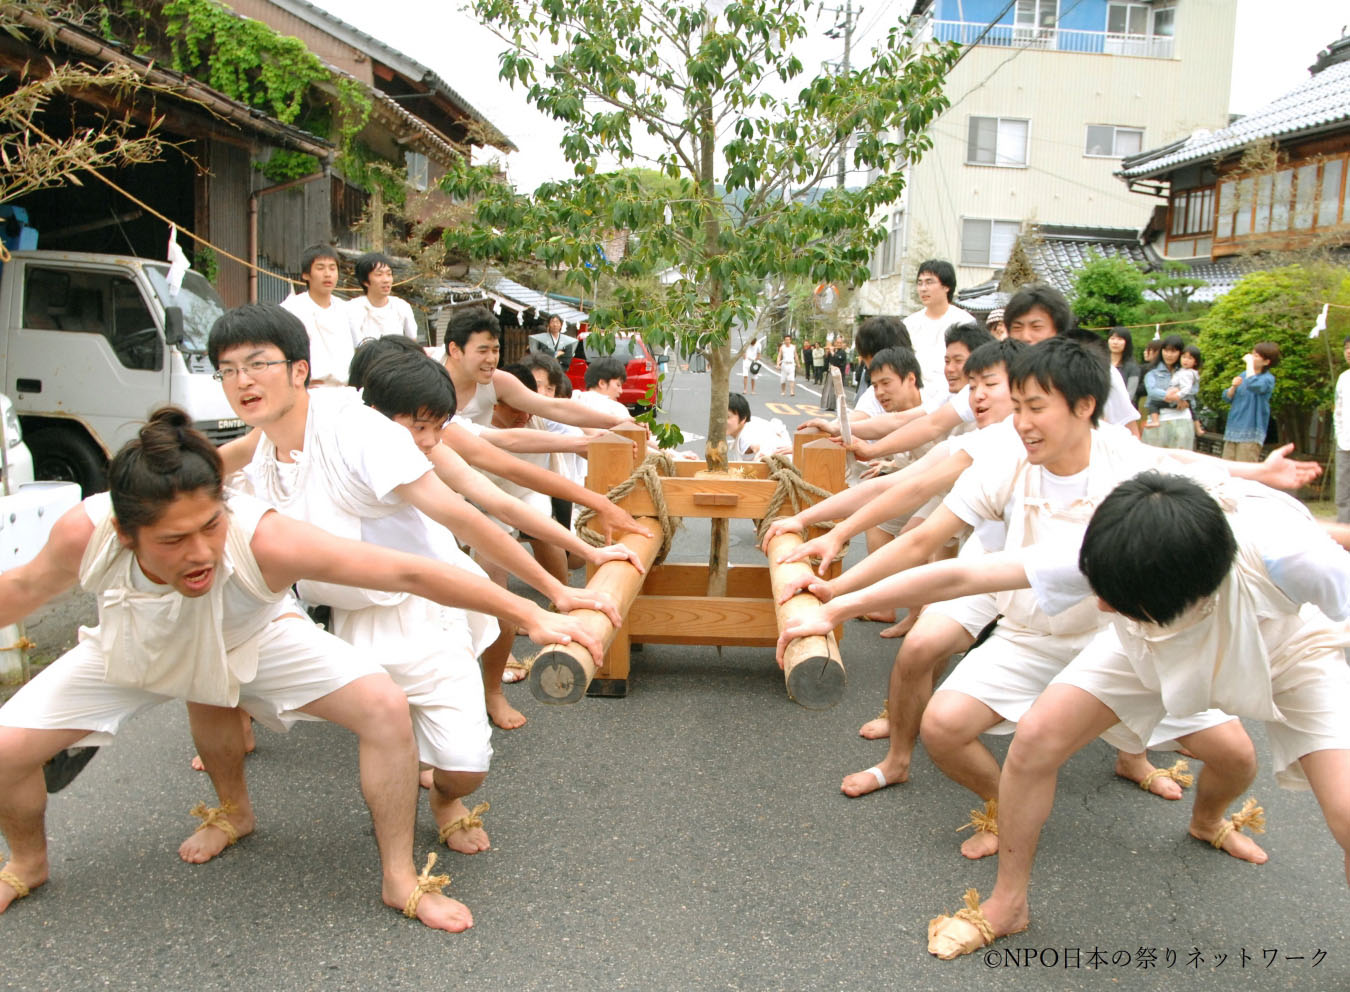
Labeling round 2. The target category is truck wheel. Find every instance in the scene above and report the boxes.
[28,428,108,496]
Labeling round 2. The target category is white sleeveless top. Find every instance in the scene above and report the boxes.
[78,492,288,706]
[454,377,498,427]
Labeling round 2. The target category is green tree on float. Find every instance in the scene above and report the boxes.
[441,0,956,594]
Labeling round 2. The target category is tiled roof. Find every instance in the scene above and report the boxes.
[1119,58,1350,179]
[1024,228,1150,296]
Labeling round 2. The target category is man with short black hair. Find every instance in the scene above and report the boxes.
[529,314,577,368]
[349,252,417,342]
[280,243,354,385]
[906,260,972,408]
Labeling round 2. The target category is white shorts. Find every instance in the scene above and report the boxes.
[742,360,759,378]
[936,622,1096,734]
[781,363,796,383]
[333,596,495,773]
[1054,627,1350,789]
[0,614,384,745]
[926,591,1000,641]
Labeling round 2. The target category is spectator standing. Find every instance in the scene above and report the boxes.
[1222,341,1281,462]
[1107,326,1140,398]
[813,338,827,383]
[1336,335,1350,523]
[348,252,418,343]
[280,243,353,385]
[904,260,972,408]
[1139,334,1194,450]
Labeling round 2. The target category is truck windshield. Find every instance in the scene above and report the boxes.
[144,264,226,353]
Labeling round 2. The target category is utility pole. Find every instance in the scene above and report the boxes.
[823,0,859,188]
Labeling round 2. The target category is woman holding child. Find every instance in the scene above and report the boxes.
[1140,334,1197,451]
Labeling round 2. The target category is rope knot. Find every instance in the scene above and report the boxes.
[403,852,451,919]
[957,798,998,836]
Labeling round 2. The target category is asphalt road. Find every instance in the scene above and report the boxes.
[4,362,1348,991]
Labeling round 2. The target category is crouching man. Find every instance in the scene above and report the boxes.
[0,409,600,931]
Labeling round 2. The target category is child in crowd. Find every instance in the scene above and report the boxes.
[1144,337,1198,429]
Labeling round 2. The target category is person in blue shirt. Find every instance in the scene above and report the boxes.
[1222,341,1281,462]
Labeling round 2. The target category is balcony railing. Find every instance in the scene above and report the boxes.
[930,20,1175,59]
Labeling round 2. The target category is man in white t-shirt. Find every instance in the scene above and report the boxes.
[574,357,632,420]
[777,334,798,397]
[905,260,972,409]
[726,393,790,461]
[741,336,762,395]
[348,252,418,344]
[279,243,354,385]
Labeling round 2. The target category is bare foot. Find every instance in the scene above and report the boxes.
[858,715,891,739]
[841,761,909,797]
[0,859,47,912]
[1115,753,1184,800]
[432,797,491,855]
[928,890,1029,959]
[1190,819,1268,864]
[485,691,526,730]
[178,807,255,864]
[862,610,897,624]
[959,830,999,860]
[191,715,256,772]
[383,882,474,933]
[879,612,918,639]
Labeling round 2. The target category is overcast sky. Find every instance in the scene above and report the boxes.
[315,0,1349,193]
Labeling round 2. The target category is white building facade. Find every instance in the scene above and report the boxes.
[857,0,1236,315]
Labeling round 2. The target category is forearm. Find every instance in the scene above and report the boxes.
[827,554,1029,622]
[476,426,585,454]
[831,525,946,596]
[835,458,960,542]
[461,513,568,601]
[405,558,537,628]
[851,407,925,441]
[0,572,60,628]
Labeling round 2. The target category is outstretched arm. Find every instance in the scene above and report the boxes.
[395,471,622,623]
[218,428,263,475]
[440,421,651,542]
[0,504,95,627]
[1162,443,1322,492]
[251,511,605,663]
[424,445,643,573]
[776,552,1030,663]
[494,370,632,429]
[850,407,928,440]
[850,404,962,461]
[472,425,593,455]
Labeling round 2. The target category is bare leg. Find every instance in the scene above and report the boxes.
[528,539,569,587]
[0,727,90,912]
[845,615,972,793]
[920,689,1006,859]
[476,557,526,730]
[429,769,490,854]
[1176,720,1267,863]
[179,703,258,863]
[860,527,896,623]
[190,707,254,772]
[300,673,473,932]
[1298,749,1350,887]
[974,685,1121,940]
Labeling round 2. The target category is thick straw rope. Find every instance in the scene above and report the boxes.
[754,454,835,545]
[574,451,681,565]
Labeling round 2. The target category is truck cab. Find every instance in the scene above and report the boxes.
[0,251,245,493]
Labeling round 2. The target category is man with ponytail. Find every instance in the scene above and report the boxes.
[0,409,601,931]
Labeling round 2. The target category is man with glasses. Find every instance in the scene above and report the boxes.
[906,260,972,409]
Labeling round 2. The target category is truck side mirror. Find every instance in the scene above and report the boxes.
[164,305,184,347]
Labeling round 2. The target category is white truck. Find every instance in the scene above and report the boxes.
[0,250,247,494]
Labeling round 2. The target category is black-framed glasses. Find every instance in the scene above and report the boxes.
[211,359,292,382]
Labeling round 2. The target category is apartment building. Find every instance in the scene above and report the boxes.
[857,0,1236,314]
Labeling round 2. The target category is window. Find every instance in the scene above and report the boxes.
[1085,125,1143,158]
[1270,169,1293,232]
[1293,164,1318,230]
[870,210,904,279]
[405,151,429,192]
[1106,1,1174,56]
[22,267,161,371]
[1014,0,1057,45]
[1169,188,1214,239]
[961,218,1020,267]
[1321,158,1345,227]
[1234,177,1254,236]
[1107,2,1148,35]
[967,117,1029,167]
[1215,180,1236,238]
[1253,173,1273,234]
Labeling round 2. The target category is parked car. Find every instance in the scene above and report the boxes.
[565,330,661,412]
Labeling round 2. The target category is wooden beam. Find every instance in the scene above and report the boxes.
[627,596,779,645]
[616,477,779,519]
[641,563,771,598]
[670,460,770,479]
[793,426,829,465]
[765,530,845,709]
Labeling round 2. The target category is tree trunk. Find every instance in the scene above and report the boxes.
[705,339,731,597]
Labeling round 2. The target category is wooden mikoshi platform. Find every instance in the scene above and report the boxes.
[527,426,848,708]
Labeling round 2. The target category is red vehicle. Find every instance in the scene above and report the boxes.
[565,330,662,411]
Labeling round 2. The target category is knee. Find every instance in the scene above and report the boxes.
[1004,711,1075,778]
[898,630,950,674]
[1193,721,1258,780]
[434,769,486,797]
[919,696,970,751]
[359,678,415,746]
